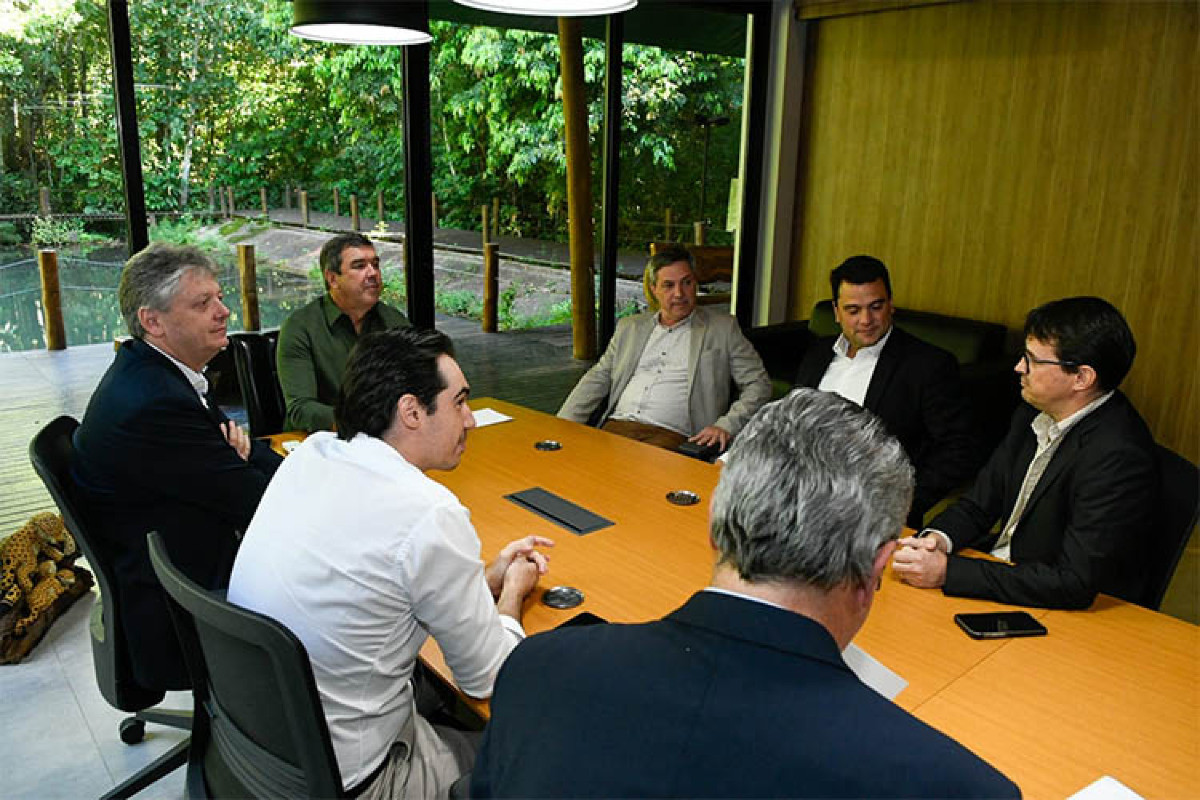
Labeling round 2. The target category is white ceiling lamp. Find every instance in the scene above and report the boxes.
[290,1,432,46]
[452,0,637,17]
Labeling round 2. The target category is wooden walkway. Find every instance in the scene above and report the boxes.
[0,316,589,537]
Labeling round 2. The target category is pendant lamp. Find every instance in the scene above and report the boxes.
[290,0,432,45]
[451,0,636,17]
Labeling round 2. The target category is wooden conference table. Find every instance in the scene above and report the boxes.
[269,399,1198,799]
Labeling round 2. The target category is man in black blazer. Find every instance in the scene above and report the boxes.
[893,297,1155,609]
[472,390,1018,799]
[73,243,282,689]
[795,256,977,527]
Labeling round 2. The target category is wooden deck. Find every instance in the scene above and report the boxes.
[0,315,589,537]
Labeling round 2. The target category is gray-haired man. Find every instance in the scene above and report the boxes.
[73,242,282,689]
[474,389,1019,799]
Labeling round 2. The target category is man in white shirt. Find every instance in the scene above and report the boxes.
[794,255,977,527]
[558,245,770,454]
[893,297,1156,609]
[228,327,553,798]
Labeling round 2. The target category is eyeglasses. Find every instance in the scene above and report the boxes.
[1020,350,1079,371]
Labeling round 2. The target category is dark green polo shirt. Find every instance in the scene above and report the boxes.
[276,294,409,432]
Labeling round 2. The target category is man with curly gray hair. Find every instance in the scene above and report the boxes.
[472,389,1018,798]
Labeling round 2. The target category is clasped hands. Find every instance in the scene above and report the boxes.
[486,535,554,606]
[892,533,949,589]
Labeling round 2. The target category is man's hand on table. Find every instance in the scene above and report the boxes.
[689,425,731,452]
[892,534,949,589]
[486,535,554,599]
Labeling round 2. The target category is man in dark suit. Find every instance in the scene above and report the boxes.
[472,390,1019,799]
[893,297,1155,609]
[795,255,977,527]
[73,243,282,689]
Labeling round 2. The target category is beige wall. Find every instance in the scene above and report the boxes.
[789,0,1198,464]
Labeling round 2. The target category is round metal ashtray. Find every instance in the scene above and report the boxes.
[542,585,585,609]
[666,490,700,506]
[534,440,563,451]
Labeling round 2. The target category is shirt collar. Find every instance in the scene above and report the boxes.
[831,325,893,359]
[145,340,209,402]
[654,310,694,331]
[321,292,378,329]
[1031,391,1113,447]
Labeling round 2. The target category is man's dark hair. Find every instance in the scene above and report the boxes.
[1023,296,1136,392]
[830,255,892,303]
[335,327,456,441]
[320,232,375,288]
[647,244,695,282]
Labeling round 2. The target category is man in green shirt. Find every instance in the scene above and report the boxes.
[277,233,409,431]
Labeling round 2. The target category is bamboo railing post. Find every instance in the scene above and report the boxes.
[482,242,499,333]
[350,194,360,231]
[208,184,216,213]
[259,186,268,216]
[38,249,66,350]
[300,190,310,227]
[557,17,597,359]
[283,183,292,210]
[693,220,706,245]
[237,244,260,332]
[431,195,438,230]
[481,204,490,246]
[492,196,500,239]
[333,187,340,218]
[38,187,51,215]
[664,207,673,240]
[376,190,385,227]
[226,186,235,217]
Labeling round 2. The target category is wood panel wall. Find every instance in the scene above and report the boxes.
[789,0,1198,463]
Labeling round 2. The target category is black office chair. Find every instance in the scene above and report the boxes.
[228,330,286,437]
[1140,444,1199,611]
[29,416,191,800]
[147,532,345,799]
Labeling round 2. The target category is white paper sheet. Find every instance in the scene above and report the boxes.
[473,408,513,428]
[1067,776,1144,800]
[842,642,908,700]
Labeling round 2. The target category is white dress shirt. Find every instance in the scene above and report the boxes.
[611,312,693,435]
[817,327,894,407]
[228,432,522,789]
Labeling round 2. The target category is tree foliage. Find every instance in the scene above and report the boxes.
[0,1,743,247]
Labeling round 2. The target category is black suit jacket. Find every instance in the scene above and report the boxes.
[72,338,281,688]
[931,391,1156,609]
[796,327,978,524]
[473,591,1018,799]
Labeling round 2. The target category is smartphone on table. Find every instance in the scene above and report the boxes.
[954,611,1047,639]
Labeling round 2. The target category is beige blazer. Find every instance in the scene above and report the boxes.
[557,306,770,437]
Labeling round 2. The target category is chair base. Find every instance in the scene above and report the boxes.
[100,738,188,800]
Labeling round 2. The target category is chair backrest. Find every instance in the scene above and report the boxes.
[229,330,285,437]
[28,415,164,712]
[147,532,344,799]
[1141,444,1199,610]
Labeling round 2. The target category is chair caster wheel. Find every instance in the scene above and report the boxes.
[119,717,145,744]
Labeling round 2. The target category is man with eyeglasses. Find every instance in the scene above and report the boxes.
[892,297,1156,609]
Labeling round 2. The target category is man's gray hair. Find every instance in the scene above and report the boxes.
[647,244,695,282]
[118,243,220,338]
[711,388,914,591]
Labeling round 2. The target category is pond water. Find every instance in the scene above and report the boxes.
[0,245,324,353]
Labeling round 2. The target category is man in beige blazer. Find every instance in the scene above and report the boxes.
[558,245,770,454]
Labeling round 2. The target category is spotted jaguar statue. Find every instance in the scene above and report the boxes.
[0,513,76,615]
